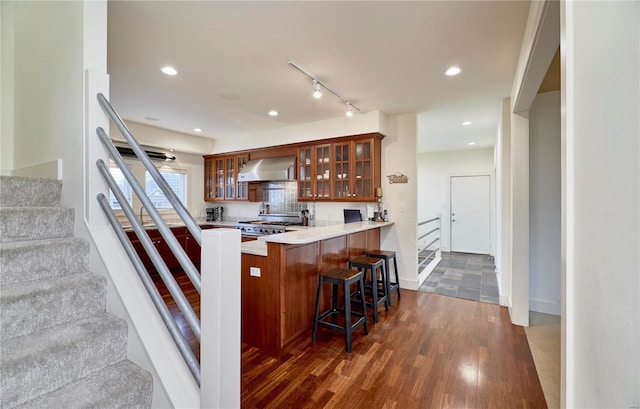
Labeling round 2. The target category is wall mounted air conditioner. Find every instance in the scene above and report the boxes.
[116,146,176,161]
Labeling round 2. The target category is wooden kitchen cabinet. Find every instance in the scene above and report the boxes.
[206,132,384,203]
[126,227,186,274]
[204,154,249,202]
[333,138,380,201]
[297,144,332,201]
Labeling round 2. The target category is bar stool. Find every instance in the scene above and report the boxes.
[312,267,369,353]
[366,250,401,305]
[349,256,388,323]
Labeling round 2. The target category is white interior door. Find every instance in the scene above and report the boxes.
[450,175,491,254]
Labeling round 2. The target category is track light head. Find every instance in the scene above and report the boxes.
[313,80,322,99]
[345,102,354,117]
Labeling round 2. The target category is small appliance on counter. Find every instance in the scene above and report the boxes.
[206,207,223,222]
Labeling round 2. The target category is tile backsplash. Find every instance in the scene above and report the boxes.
[258,181,305,215]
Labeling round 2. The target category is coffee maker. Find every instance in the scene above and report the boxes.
[206,207,223,222]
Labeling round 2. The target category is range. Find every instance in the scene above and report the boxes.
[235,214,302,237]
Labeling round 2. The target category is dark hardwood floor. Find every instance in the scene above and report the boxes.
[155,271,547,408]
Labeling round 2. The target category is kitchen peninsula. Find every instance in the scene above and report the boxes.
[240,220,393,356]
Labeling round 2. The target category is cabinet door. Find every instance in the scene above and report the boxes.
[298,147,313,200]
[333,142,352,199]
[314,144,332,200]
[185,232,201,267]
[224,157,236,200]
[127,230,156,274]
[352,139,374,200]
[204,158,214,201]
[236,155,249,200]
[213,158,225,200]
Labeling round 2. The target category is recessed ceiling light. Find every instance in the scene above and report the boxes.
[160,66,178,76]
[462,121,472,126]
[268,110,278,117]
[444,66,463,76]
[144,116,159,122]
[468,142,476,146]
[193,128,203,133]
[169,149,175,152]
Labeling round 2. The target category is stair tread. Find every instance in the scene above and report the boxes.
[0,237,88,285]
[1,272,107,341]
[1,313,128,407]
[12,360,152,409]
[0,176,62,207]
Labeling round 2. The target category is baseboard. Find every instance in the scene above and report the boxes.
[529,298,561,316]
[499,295,510,307]
[12,159,62,179]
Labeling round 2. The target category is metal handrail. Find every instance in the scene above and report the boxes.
[95,93,202,385]
[418,217,440,226]
[418,216,441,269]
[96,193,200,385]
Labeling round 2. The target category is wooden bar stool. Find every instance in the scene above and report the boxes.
[312,267,369,353]
[366,250,401,305]
[349,256,388,323]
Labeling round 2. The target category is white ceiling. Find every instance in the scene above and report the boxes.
[107,1,530,153]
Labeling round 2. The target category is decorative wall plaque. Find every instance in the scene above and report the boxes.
[387,172,409,184]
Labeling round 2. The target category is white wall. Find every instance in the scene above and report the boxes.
[417,147,495,255]
[0,1,15,175]
[2,2,180,407]
[562,1,639,407]
[495,97,511,306]
[529,90,560,315]
[380,113,418,288]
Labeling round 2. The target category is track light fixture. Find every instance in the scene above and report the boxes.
[345,102,354,117]
[313,80,322,99]
[288,61,361,117]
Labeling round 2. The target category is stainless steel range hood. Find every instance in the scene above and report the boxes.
[237,156,296,182]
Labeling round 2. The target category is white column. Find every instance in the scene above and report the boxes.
[562,1,640,407]
[201,228,241,409]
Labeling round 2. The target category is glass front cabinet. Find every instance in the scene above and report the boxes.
[333,138,378,201]
[204,154,250,202]
[298,144,332,201]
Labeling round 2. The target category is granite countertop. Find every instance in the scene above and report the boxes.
[263,221,394,245]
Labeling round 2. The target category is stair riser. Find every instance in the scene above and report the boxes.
[0,177,62,208]
[1,315,128,407]
[0,208,74,243]
[1,273,107,341]
[0,239,89,286]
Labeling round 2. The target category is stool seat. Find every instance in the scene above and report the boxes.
[366,250,401,305]
[312,267,368,352]
[349,256,388,323]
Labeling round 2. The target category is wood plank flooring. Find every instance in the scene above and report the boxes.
[156,271,547,408]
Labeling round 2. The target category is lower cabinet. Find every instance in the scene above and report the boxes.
[126,225,212,274]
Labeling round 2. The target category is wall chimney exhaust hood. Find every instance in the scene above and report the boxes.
[237,156,296,182]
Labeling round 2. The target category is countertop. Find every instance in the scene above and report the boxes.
[240,221,393,257]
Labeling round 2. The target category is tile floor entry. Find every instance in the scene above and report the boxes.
[419,251,499,304]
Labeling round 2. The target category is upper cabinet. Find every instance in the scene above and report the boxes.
[204,154,249,202]
[298,144,332,201]
[332,138,379,201]
[205,133,383,203]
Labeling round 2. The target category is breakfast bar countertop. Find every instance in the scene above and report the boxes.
[263,220,393,245]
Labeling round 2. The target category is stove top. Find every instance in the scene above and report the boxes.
[235,215,302,236]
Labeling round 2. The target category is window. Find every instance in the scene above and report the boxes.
[108,163,188,210]
[108,166,133,209]
[145,168,188,209]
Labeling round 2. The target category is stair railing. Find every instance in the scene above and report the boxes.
[94,93,201,385]
[418,216,441,271]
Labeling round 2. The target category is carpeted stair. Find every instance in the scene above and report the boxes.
[0,176,152,408]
